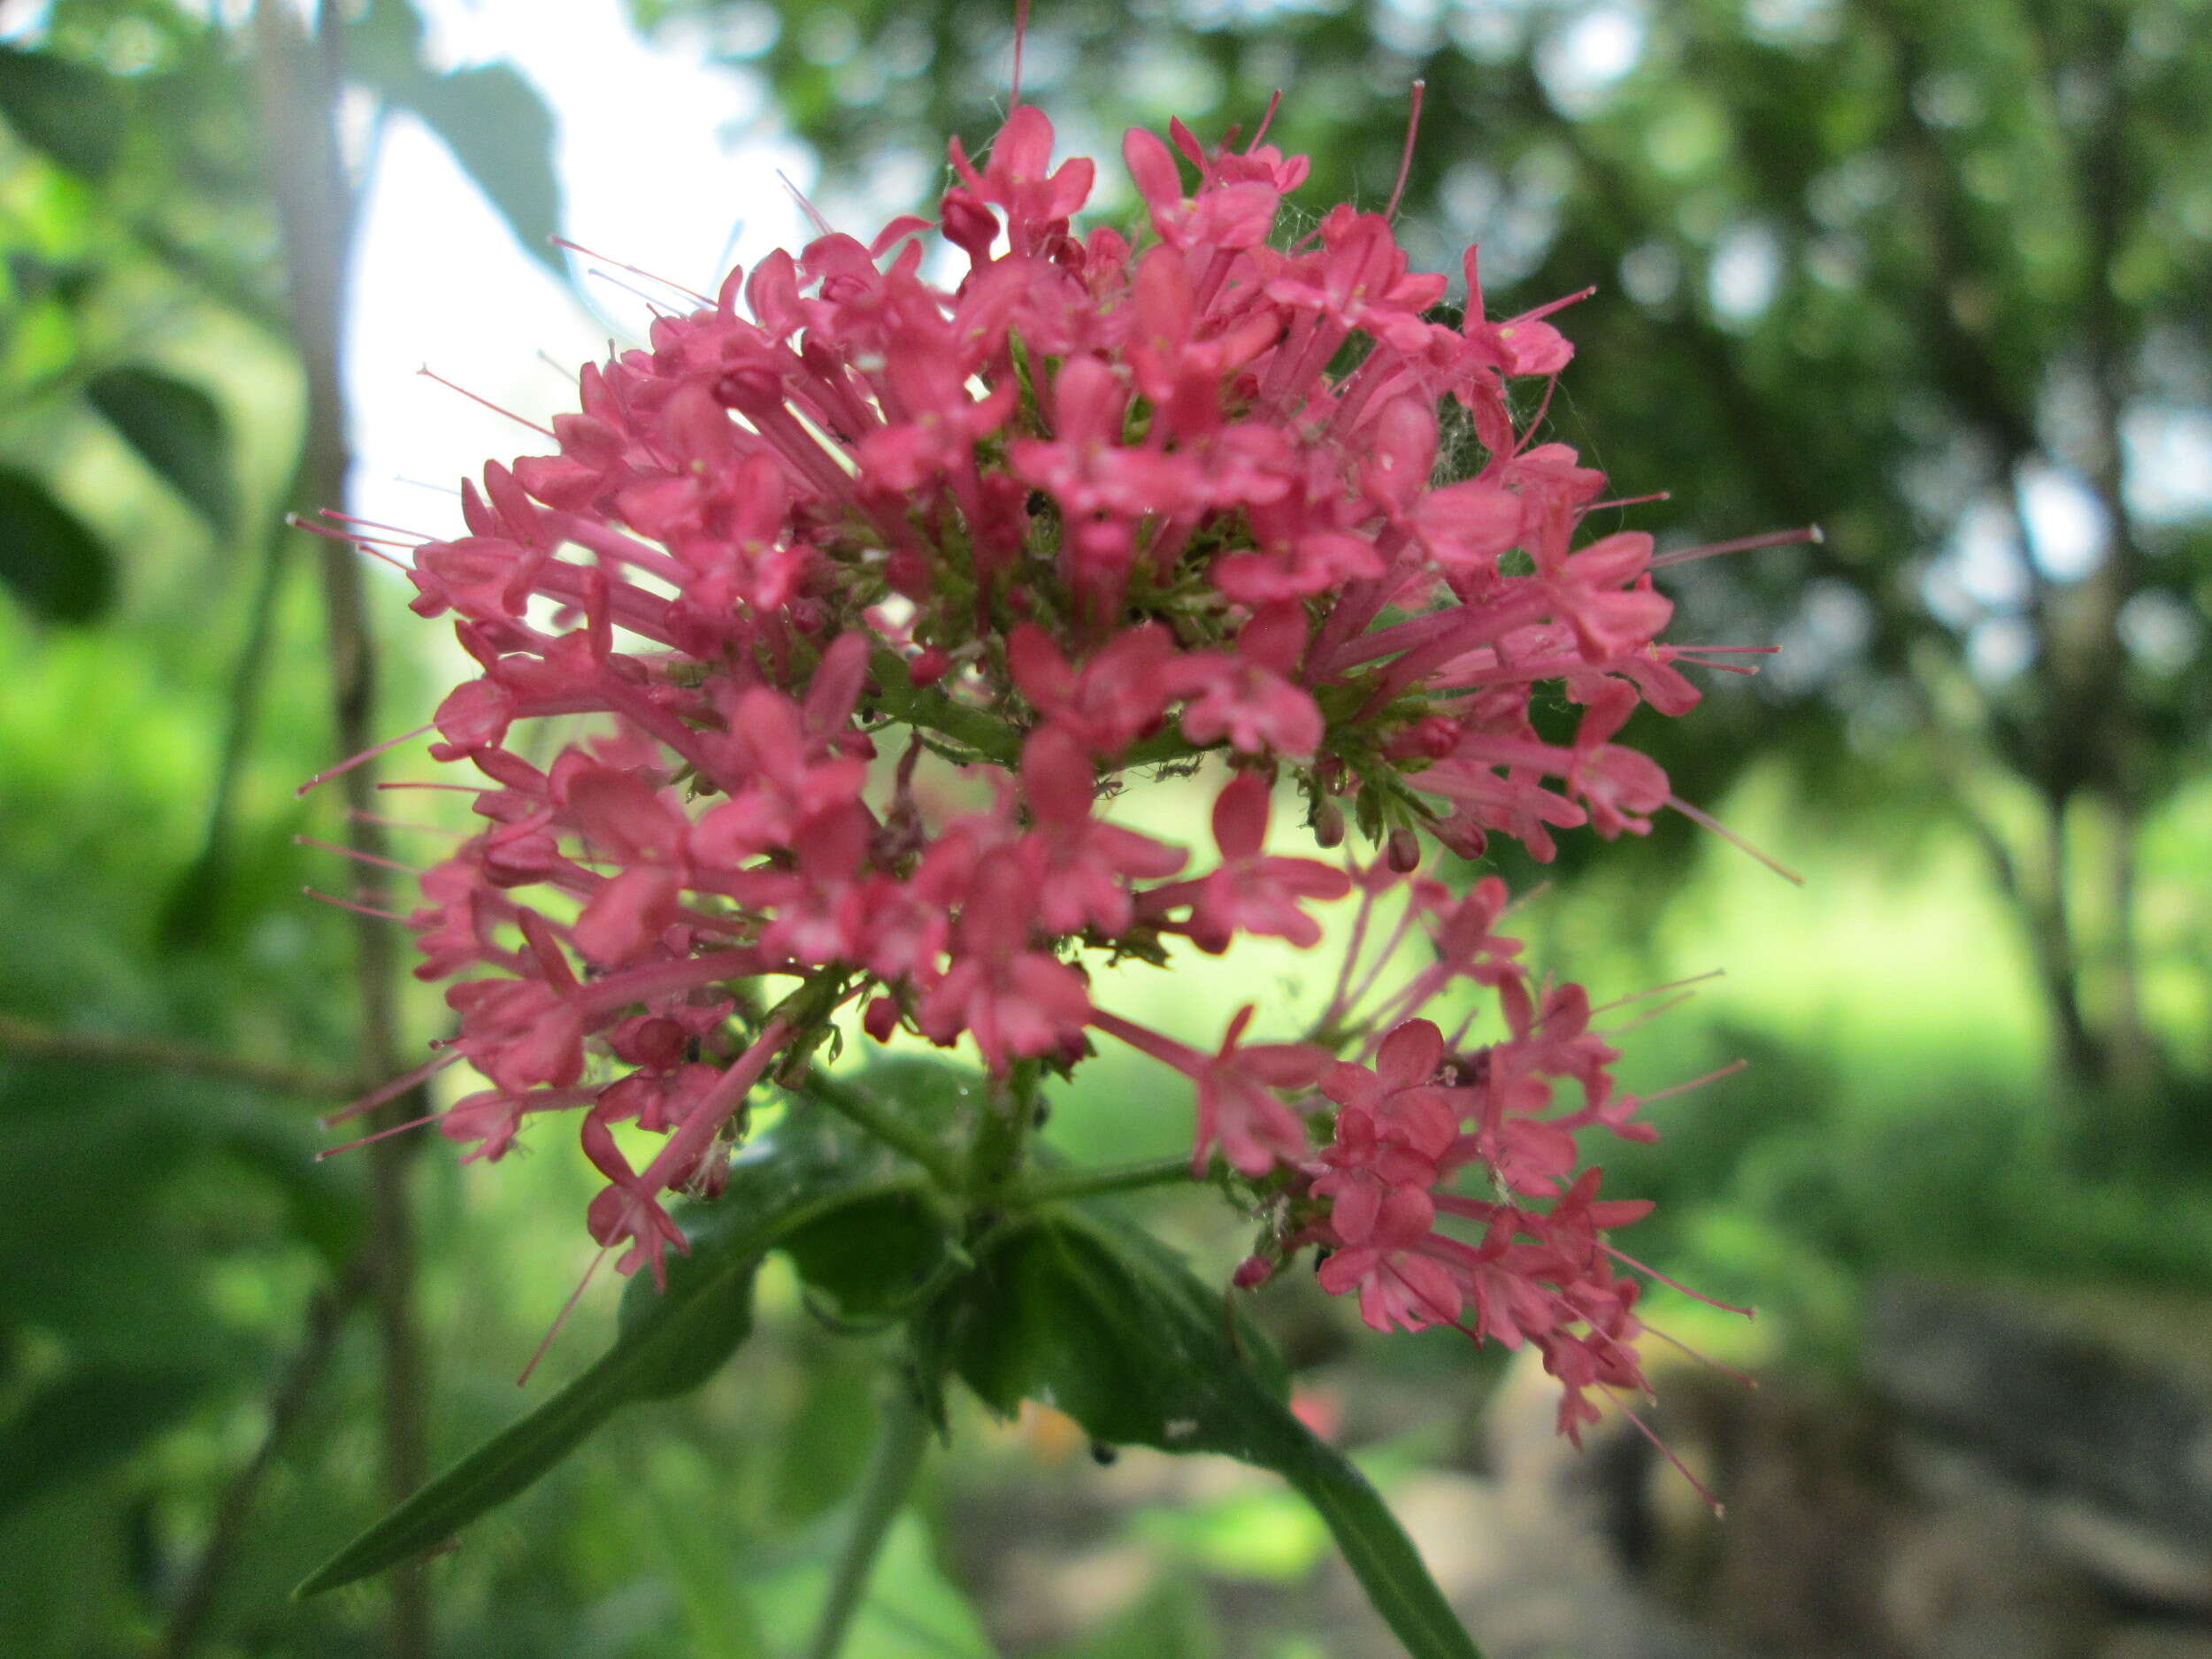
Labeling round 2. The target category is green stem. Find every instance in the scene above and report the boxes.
[964,1062,1040,1201]
[865,650,1022,766]
[1010,1156,1194,1205]
[796,1071,965,1192]
[802,1369,932,1659]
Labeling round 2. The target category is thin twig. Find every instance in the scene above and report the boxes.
[795,1071,966,1192]
[251,5,432,1653]
[1010,1156,1194,1206]
[0,1014,352,1099]
[155,1262,373,1659]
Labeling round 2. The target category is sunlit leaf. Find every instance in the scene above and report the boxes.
[86,367,237,533]
[0,465,116,623]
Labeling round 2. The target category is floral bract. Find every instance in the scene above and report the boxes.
[364,99,1735,1434]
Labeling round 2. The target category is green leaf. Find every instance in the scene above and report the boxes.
[0,1365,208,1524]
[1270,1440,1486,1659]
[0,46,127,180]
[953,1210,1291,1462]
[391,65,565,279]
[783,1189,960,1325]
[296,1105,926,1598]
[952,1210,1485,1659]
[0,465,116,623]
[86,367,237,532]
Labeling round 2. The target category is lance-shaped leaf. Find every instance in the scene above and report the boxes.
[296,1102,938,1598]
[87,367,237,533]
[0,465,117,623]
[951,1209,1486,1659]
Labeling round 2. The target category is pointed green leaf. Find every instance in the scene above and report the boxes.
[953,1210,1485,1659]
[0,465,116,623]
[87,367,237,532]
[0,45,127,180]
[1271,1436,1487,1659]
[296,1105,927,1598]
[392,64,565,279]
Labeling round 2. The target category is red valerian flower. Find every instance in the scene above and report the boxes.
[313,89,1788,1440]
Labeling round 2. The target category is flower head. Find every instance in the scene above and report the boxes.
[328,93,1756,1440]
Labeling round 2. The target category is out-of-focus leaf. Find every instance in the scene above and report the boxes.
[952,1209,1485,1659]
[296,1103,927,1596]
[388,65,565,278]
[86,367,237,532]
[0,45,127,180]
[340,1,564,273]
[1047,1573,1217,1659]
[0,1364,208,1523]
[0,465,116,623]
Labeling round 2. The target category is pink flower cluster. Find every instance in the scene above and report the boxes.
[349,102,1739,1425]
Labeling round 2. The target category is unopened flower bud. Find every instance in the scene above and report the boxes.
[1232,1254,1275,1289]
[1312,799,1346,848]
[1386,826,1422,872]
[1432,815,1489,861]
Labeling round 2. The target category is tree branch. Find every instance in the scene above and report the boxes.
[155,1263,373,1659]
[250,5,432,1654]
[0,1014,352,1099]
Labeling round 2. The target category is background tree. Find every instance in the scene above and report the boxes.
[638,0,2212,1146]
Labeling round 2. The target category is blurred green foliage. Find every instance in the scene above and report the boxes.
[0,0,2208,1655]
